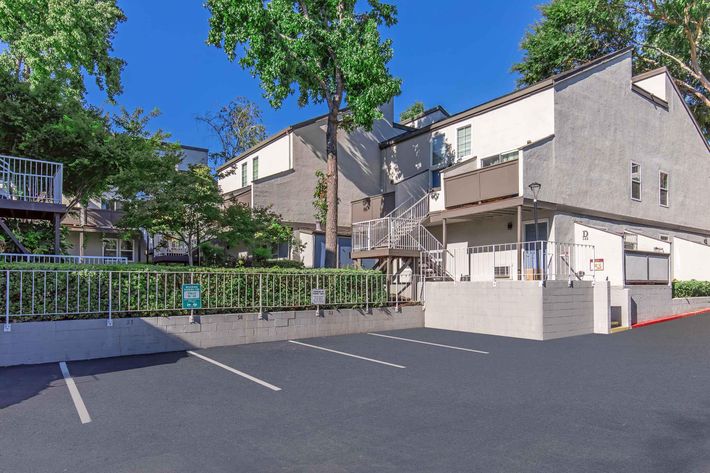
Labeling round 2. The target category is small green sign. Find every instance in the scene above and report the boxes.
[182,284,202,309]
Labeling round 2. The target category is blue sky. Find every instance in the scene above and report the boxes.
[86,0,543,152]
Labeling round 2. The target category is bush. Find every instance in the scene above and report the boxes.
[673,280,710,298]
[0,264,388,321]
[258,259,305,269]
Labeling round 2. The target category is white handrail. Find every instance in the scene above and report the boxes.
[0,155,63,204]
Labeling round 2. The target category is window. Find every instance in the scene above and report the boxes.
[659,171,669,207]
[102,238,134,261]
[431,134,447,167]
[430,134,448,189]
[480,150,518,168]
[631,162,641,201]
[272,242,289,259]
[494,266,511,279]
[102,239,118,258]
[100,199,119,211]
[121,239,134,261]
[241,162,248,188]
[253,157,259,181]
[623,233,638,250]
[659,234,670,242]
[456,125,471,159]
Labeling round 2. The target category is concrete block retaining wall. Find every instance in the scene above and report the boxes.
[0,306,424,367]
[627,286,710,324]
[424,280,595,341]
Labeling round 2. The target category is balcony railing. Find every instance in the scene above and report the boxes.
[0,155,63,204]
[64,208,123,228]
[423,241,596,282]
[443,159,519,208]
[0,253,128,265]
[154,242,190,257]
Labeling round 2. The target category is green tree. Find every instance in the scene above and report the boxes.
[219,202,295,263]
[205,0,401,267]
[399,101,425,122]
[119,164,223,266]
[197,97,267,168]
[0,69,180,213]
[0,0,126,101]
[513,0,710,137]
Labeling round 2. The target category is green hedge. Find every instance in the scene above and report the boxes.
[0,266,389,321]
[673,280,710,298]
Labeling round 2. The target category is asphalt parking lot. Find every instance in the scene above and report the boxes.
[3,315,710,473]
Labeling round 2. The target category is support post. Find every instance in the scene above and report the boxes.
[107,272,113,327]
[442,218,448,276]
[4,270,10,332]
[516,205,523,281]
[53,213,61,254]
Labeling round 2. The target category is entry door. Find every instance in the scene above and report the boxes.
[524,222,548,279]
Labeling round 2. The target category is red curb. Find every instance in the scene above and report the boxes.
[632,308,710,328]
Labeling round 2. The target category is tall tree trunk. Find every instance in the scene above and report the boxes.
[187,240,194,266]
[324,109,339,268]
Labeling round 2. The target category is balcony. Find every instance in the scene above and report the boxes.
[0,155,65,219]
[64,208,123,230]
[443,159,519,209]
[351,192,395,223]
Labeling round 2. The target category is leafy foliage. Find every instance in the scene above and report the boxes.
[513,0,710,138]
[219,202,296,264]
[205,0,402,266]
[0,69,180,212]
[673,279,710,298]
[0,0,126,101]
[0,220,70,254]
[119,164,223,266]
[0,266,387,320]
[197,97,267,168]
[399,101,426,122]
[312,170,329,227]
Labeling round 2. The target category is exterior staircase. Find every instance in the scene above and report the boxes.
[352,193,453,280]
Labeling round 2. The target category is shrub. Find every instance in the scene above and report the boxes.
[673,280,710,298]
[0,265,388,321]
[259,259,305,269]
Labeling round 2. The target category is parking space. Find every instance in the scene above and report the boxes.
[3,316,710,472]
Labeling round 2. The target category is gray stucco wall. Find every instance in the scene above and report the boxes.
[0,306,424,367]
[424,280,594,340]
[525,51,710,233]
[252,117,400,227]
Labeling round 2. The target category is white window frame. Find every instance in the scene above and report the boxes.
[630,161,641,201]
[659,170,669,207]
[252,156,259,181]
[522,218,550,242]
[456,125,471,160]
[241,161,248,188]
[120,239,135,262]
[102,238,119,258]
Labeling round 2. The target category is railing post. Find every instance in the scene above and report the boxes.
[258,273,264,319]
[4,270,10,332]
[365,273,370,313]
[107,272,113,327]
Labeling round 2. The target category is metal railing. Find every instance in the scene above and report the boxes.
[0,270,417,326]
[422,241,596,282]
[0,155,63,204]
[0,253,128,265]
[154,243,190,257]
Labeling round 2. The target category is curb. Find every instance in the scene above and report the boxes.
[631,308,710,328]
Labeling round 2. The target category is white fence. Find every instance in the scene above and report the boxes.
[0,155,63,204]
[0,253,128,265]
[424,241,596,282]
[1,270,418,327]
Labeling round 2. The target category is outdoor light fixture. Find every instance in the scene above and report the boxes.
[528,182,542,201]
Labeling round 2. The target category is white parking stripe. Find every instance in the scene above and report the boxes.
[187,351,282,391]
[58,362,92,424]
[289,340,406,369]
[368,333,490,354]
